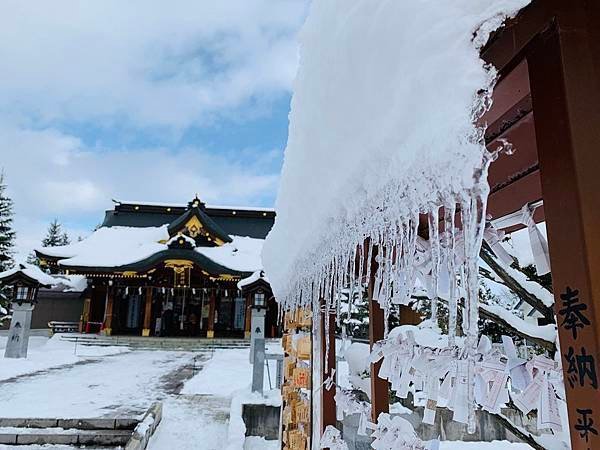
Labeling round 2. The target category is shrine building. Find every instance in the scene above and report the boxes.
[35,196,279,339]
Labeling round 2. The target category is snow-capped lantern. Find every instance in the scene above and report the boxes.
[0,264,51,306]
[0,264,54,359]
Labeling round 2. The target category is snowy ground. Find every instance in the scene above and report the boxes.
[0,338,198,419]
[0,334,129,382]
[0,337,534,449]
[150,346,280,450]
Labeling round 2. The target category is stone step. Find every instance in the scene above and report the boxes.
[61,336,252,351]
[0,428,132,446]
[0,418,137,430]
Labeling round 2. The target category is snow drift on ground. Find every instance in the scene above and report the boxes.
[0,334,128,382]
[263,0,530,303]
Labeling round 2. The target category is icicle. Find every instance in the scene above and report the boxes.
[445,202,457,346]
[365,238,374,287]
[428,206,441,329]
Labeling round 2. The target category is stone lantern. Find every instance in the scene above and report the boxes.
[0,264,52,358]
[238,270,273,363]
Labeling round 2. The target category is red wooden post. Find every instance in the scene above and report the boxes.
[207,291,216,338]
[368,245,389,423]
[103,285,114,336]
[142,287,153,336]
[320,297,337,444]
[527,7,600,449]
[244,294,253,339]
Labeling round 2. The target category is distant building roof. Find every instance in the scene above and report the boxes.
[35,196,274,276]
[102,198,276,239]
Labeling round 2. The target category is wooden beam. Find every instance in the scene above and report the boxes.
[527,9,600,449]
[142,287,153,337]
[368,245,389,423]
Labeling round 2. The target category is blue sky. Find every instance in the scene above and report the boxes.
[0,0,308,259]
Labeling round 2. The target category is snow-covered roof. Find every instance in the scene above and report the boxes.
[36,226,264,274]
[37,226,169,268]
[167,233,196,248]
[0,263,57,287]
[197,236,264,273]
[262,0,529,304]
[0,263,86,292]
[237,270,270,290]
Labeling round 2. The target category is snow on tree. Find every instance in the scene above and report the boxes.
[38,219,71,274]
[0,171,16,323]
[42,219,70,248]
[59,231,70,246]
[26,251,39,266]
[0,171,15,273]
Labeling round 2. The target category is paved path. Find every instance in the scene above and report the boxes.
[0,350,201,419]
[0,347,237,450]
[148,394,230,450]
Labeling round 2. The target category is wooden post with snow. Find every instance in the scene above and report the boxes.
[320,297,337,444]
[368,245,389,423]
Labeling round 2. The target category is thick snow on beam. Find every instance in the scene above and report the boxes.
[263,0,529,304]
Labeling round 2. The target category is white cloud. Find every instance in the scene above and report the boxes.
[0,0,306,129]
[0,1,307,261]
[2,124,282,259]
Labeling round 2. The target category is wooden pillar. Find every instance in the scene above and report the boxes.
[368,245,389,423]
[244,294,253,339]
[103,285,114,336]
[320,298,337,443]
[207,291,216,338]
[142,287,153,337]
[80,296,91,333]
[528,9,600,449]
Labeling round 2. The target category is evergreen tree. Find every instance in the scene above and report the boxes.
[59,231,70,246]
[0,171,16,320]
[0,171,16,272]
[42,219,67,247]
[26,251,40,266]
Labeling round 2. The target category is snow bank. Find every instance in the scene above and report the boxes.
[344,342,372,398]
[263,0,529,305]
[226,389,281,450]
[244,436,279,450]
[182,347,279,397]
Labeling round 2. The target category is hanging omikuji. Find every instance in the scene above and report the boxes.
[260,0,538,446]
